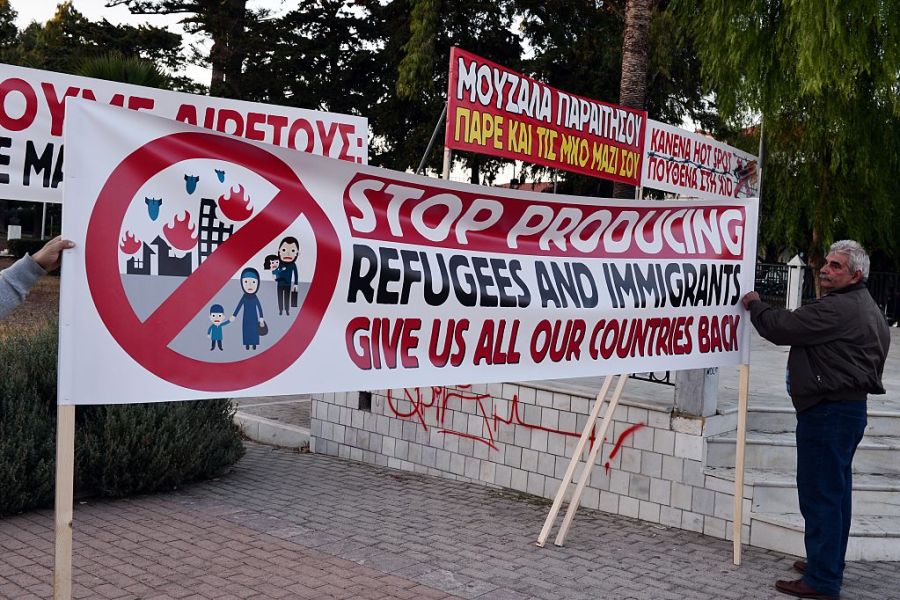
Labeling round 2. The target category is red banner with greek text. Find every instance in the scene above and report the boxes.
[445,47,646,185]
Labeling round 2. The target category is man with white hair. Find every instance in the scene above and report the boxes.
[742,240,890,600]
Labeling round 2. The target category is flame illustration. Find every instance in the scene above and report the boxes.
[218,184,253,222]
[163,211,198,251]
[120,231,142,254]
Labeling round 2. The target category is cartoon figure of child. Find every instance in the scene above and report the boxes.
[207,304,230,351]
[263,254,280,274]
[272,236,299,316]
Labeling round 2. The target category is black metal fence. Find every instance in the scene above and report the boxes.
[754,263,789,308]
[866,271,900,324]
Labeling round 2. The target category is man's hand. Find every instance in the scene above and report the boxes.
[741,291,760,309]
[32,236,75,272]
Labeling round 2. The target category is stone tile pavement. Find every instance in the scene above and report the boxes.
[3,443,898,599]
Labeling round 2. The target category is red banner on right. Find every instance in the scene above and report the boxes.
[445,47,647,186]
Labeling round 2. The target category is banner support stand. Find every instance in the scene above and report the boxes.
[555,374,628,546]
[732,363,750,565]
[416,102,448,175]
[441,147,452,180]
[537,375,614,547]
[536,374,629,547]
[53,404,76,600]
[41,202,48,239]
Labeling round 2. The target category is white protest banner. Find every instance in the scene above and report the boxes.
[0,63,367,203]
[59,100,758,406]
[642,119,760,200]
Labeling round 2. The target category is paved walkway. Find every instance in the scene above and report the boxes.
[2,444,899,599]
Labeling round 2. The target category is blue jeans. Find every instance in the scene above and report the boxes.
[796,400,867,596]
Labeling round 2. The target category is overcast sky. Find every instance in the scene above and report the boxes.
[9,1,290,84]
[12,0,183,28]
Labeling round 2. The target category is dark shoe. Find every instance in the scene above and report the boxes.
[775,578,838,599]
[793,560,806,574]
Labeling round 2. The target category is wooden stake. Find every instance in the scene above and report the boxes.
[555,374,629,547]
[732,364,750,565]
[536,375,614,547]
[54,404,75,600]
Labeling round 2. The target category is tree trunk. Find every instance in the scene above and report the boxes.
[470,155,480,185]
[612,0,655,199]
[208,0,247,99]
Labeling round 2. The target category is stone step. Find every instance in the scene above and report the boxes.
[706,431,900,476]
[706,467,900,516]
[749,512,900,562]
[746,407,900,436]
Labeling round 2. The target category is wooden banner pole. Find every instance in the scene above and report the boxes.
[732,363,751,565]
[53,404,76,600]
[555,374,629,546]
[441,147,452,180]
[536,374,614,547]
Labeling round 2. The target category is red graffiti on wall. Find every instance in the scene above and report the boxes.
[386,386,645,464]
[605,423,646,474]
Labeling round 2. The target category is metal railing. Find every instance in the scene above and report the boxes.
[754,263,788,308]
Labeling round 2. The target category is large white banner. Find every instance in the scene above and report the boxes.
[0,63,368,203]
[59,100,758,405]
[642,119,760,200]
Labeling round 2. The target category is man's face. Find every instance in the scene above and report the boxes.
[279,242,299,263]
[210,311,224,324]
[819,252,862,293]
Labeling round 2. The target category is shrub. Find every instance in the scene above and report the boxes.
[6,239,45,259]
[0,321,245,516]
[78,400,245,497]
[0,323,58,515]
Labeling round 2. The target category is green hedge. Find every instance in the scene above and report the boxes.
[0,321,245,517]
[6,238,45,259]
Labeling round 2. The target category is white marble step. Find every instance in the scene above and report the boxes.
[706,431,900,476]
[706,467,900,516]
[746,406,900,436]
[749,512,900,562]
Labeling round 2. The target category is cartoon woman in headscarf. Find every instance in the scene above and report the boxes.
[232,267,265,350]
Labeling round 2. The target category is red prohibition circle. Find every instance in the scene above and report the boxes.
[86,132,341,392]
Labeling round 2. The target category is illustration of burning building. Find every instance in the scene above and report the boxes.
[152,235,193,276]
[197,197,234,264]
[126,243,155,275]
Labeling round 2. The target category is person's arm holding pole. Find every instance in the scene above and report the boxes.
[0,236,75,320]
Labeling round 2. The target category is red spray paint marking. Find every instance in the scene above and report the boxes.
[387,388,596,450]
[605,423,646,474]
[492,394,596,447]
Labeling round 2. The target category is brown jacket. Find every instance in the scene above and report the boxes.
[748,282,890,412]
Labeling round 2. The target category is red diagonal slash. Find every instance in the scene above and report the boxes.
[86,131,340,392]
